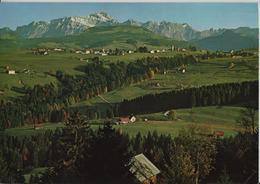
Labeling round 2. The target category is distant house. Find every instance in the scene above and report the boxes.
[43,51,48,55]
[119,115,136,124]
[101,53,108,56]
[120,117,130,124]
[150,50,155,54]
[54,48,63,52]
[75,50,83,54]
[94,51,100,55]
[85,50,91,54]
[128,153,160,184]
[129,116,136,123]
[213,131,224,138]
[164,111,170,116]
[7,70,15,75]
[128,50,134,54]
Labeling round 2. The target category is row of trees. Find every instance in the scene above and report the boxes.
[0,111,258,184]
[0,55,198,129]
[118,80,258,115]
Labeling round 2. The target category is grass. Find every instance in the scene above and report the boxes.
[23,167,49,184]
[1,48,257,100]
[73,56,258,107]
[113,106,258,137]
[2,106,256,138]
[0,49,200,99]
[1,122,65,137]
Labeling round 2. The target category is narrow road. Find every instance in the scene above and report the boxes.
[98,95,111,104]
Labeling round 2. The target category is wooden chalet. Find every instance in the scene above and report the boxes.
[129,153,160,184]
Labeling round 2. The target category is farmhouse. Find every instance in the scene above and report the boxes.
[7,70,16,75]
[164,111,170,116]
[213,131,224,138]
[119,115,136,124]
[129,153,160,184]
[150,50,155,54]
[101,53,108,56]
[53,48,63,52]
[85,50,91,54]
[94,50,100,55]
[128,50,134,54]
[75,50,83,54]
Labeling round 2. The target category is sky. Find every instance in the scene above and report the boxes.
[0,3,258,30]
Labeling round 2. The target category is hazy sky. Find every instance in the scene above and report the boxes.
[0,3,258,30]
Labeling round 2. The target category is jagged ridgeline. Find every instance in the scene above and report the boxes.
[0,12,258,51]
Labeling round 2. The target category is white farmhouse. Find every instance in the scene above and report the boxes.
[7,70,16,75]
[75,50,82,54]
[94,51,100,55]
[129,116,136,123]
[54,48,63,52]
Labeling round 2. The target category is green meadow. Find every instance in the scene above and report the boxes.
[0,49,258,138]
[74,55,258,107]
[0,50,197,99]
[2,106,257,138]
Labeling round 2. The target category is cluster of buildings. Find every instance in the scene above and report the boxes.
[115,115,136,125]
[31,48,66,55]
[30,44,192,57]
[73,48,135,56]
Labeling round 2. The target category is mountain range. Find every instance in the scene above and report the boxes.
[0,12,258,51]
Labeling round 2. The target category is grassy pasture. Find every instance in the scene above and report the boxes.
[2,106,256,138]
[0,48,257,100]
[74,56,258,107]
[0,50,199,99]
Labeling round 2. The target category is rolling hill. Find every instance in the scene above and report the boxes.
[0,25,190,51]
[194,30,259,51]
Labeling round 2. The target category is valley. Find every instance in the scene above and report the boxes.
[0,7,258,184]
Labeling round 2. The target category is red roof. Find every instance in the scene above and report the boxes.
[214,131,224,137]
[120,117,130,124]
